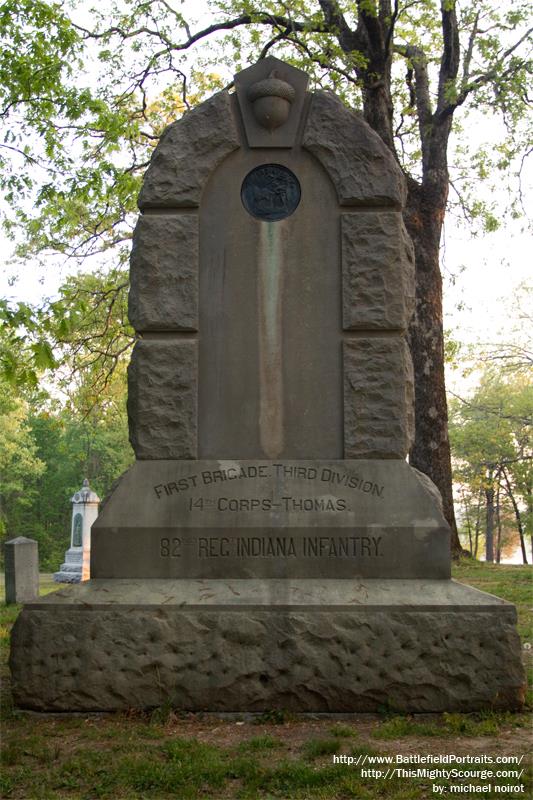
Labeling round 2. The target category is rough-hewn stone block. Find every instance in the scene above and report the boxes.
[9,579,524,712]
[344,337,414,458]
[138,91,240,209]
[342,212,414,330]
[127,339,197,459]
[303,92,406,207]
[129,214,198,331]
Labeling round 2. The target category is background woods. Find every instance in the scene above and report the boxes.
[0,0,531,560]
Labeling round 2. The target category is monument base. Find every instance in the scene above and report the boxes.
[53,548,83,583]
[10,579,524,712]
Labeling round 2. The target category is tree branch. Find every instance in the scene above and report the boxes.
[384,0,400,56]
[440,24,533,117]
[461,11,480,87]
[437,0,460,115]
[72,12,326,52]
[356,0,385,55]
[394,43,432,138]
[318,0,360,52]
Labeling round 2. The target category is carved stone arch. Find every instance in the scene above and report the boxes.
[303,90,406,208]
[128,59,415,461]
[137,91,241,210]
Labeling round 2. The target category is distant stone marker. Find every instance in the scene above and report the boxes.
[10,57,524,712]
[4,537,38,604]
[54,479,100,583]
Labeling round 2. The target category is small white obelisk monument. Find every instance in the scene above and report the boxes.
[54,479,100,583]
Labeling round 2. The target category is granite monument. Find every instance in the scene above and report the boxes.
[10,58,524,712]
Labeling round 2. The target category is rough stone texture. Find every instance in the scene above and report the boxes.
[4,537,39,604]
[127,339,197,459]
[10,580,524,712]
[342,212,415,330]
[138,91,240,209]
[303,92,406,207]
[129,214,199,332]
[90,459,450,580]
[344,338,414,458]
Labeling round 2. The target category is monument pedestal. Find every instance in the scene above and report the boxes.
[53,547,83,583]
[9,459,526,711]
[10,578,524,712]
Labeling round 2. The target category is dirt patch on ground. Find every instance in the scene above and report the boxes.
[104,711,533,758]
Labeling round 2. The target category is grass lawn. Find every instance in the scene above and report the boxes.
[0,562,531,799]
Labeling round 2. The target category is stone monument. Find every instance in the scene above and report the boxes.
[54,479,100,583]
[10,58,524,712]
[4,537,38,604]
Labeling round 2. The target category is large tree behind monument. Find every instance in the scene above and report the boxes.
[1,1,531,552]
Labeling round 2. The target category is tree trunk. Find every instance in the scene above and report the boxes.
[485,479,494,563]
[327,1,462,554]
[503,469,528,564]
[495,482,502,563]
[463,492,473,554]
[526,482,532,563]
[404,179,461,553]
[474,491,482,558]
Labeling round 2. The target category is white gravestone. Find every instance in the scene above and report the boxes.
[54,479,100,583]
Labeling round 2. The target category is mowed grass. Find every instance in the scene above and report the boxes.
[453,560,532,642]
[0,563,531,799]
[1,720,531,800]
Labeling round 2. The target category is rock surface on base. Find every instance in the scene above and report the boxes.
[138,92,240,209]
[9,579,524,713]
[129,214,199,332]
[303,92,406,207]
[341,212,415,331]
[127,339,197,459]
[344,339,414,458]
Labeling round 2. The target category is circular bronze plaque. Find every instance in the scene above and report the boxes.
[241,164,301,221]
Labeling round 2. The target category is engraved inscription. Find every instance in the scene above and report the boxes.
[153,463,385,500]
[160,537,182,557]
[189,497,347,512]
[72,513,83,547]
[241,164,301,221]
[159,535,383,559]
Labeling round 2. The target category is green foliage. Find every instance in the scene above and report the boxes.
[302,738,340,759]
[373,713,501,739]
[449,364,532,560]
[1,265,133,399]
[0,394,133,570]
[0,279,134,569]
[0,381,46,541]
[329,723,357,738]
[0,0,82,197]
[0,0,530,268]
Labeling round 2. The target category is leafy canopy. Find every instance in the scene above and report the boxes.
[0,0,531,388]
